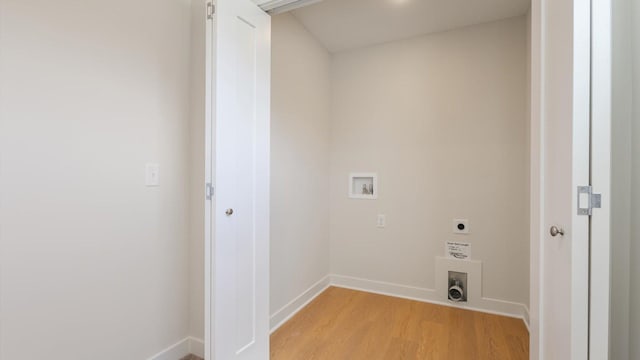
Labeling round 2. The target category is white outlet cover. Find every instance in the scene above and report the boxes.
[453,219,469,234]
[376,214,386,228]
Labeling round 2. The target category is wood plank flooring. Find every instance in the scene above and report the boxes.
[270,287,529,360]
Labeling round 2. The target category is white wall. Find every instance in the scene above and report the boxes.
[0,0,193,358]
[611,0,640,358]
[629,0,640,357]
[329,17,529,306]
[611,0,633,357]
[270,13,332,317]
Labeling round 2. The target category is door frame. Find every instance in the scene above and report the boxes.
[204,1,215,358]
[589,0,613,357]
[200,0,602,357]
[529,1,543,357]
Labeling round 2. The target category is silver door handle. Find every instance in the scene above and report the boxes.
[225,208,234,216]
[550,226,564,237]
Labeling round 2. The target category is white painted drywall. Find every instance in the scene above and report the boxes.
[525,8,532,314]
[188,0,206,342]
[270,13,332,316]
[291,0,530,52]
[329,17,529,306]
[611,0,633,357]
[611,0,640,357]
[0,0,192,358]
[630,0,640,357]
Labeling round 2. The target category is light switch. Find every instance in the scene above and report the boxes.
[145,163,160,186]
[377,214,386,228]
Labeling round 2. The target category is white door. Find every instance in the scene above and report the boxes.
[531,0,591,358]
[205,1,271,359]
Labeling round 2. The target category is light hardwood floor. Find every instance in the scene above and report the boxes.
[270,287,528,360]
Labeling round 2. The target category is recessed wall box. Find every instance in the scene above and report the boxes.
[448,271,468,302]
[348,173,378,199]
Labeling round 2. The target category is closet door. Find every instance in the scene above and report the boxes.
[205,1,271,359]
[531,0,591,358]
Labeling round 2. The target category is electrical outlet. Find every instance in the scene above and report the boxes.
[453,219,469,234]
[377,214,386,228]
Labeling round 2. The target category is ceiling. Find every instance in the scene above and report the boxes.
[289,0,531,52]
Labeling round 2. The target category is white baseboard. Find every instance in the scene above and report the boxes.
[151,274,528,358]
[270,275,331,332]
[330,274,530,330]
[268,273,530,334]
[522,305,531,332]
[178,275,527,360]
[147,337,190,360]
[147,336,204,360]
[188,337,205,358]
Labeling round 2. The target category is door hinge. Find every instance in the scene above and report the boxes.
[207,2,215,19]
[206,183,214,200]
[577,186,601,216]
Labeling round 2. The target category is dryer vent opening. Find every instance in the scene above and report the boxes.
[448,271,468,302]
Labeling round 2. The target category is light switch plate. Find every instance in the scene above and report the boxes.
[145,163,160,186]
[377,214,386,228]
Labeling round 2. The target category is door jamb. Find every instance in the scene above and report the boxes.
[529,0,544,357]
[204,1,216,359]
[589,0,613,357]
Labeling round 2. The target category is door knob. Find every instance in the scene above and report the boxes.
[550,226,564,237]
[225,208,234,216]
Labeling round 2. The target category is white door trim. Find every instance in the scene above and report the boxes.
[529,1,544,357]
[569,1,592,358]
[590,0,613,357]
[204,1,215,358]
